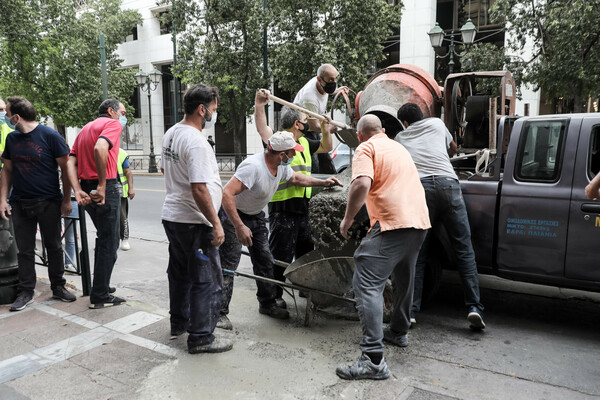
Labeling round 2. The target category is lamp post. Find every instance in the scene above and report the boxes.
[135,68,162,173]
[428,19,477,74]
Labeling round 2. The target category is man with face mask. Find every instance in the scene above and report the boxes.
[217,131,341,328]
[67,98,127,310]
[161,84,230,354]
[253,89,334,309]
[0,98,14,163]
[0,96,77,311]
[293,64,348,173]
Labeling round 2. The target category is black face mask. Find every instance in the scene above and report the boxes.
[300,121,311,135]
[321,81,337,94]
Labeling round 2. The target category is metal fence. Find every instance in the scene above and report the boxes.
[128,154,251,173]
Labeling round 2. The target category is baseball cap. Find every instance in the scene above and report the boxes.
[267,131,304,152]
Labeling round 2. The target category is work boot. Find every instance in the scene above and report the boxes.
[383,327,408,347]
[52,286,76,302]
[467,306,486,330]
[217,314,233,330]
[188,337,233,354]
[336,354,390,380]
[10,291,34,312]
[275,297,287,309]
[259,303,289,319]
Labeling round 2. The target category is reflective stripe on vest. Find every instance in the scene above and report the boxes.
[117,148,129,198]
[270,135,312,203]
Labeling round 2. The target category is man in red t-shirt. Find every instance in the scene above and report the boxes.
[68,99,127,309]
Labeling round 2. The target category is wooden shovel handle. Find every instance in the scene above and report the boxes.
[262,91,351,130]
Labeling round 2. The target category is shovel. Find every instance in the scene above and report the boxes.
[262,91,360,148]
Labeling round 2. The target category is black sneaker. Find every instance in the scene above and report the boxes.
[188,337,233,354]
[89,295,126,309]
[467,306,486,330]
[109,287,116,294]
[170,326,186,339]
[52,286,76,302]
[10,292,34,312]
[259,303,289,319]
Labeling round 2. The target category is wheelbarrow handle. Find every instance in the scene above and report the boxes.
[261,90,352,130]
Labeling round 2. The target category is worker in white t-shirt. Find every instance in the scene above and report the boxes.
[217,131,341,330]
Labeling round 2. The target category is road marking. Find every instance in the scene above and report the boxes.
[0,306,173,384]
[135,188,166,193]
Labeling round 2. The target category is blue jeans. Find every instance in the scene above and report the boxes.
[163,220,222,348]
[353,223,426,353]
[219,209,277,314]
[81,180,121,304]
[11,199,66,293]
[412,176,483,314]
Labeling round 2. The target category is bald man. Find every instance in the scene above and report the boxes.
[336,115,430,380]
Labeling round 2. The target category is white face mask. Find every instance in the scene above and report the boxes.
[203,108,217,130]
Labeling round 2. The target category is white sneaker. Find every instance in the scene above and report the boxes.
[120,240,131,251]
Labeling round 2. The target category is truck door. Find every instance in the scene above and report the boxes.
[565,118,600,281]
[497,118,577,277]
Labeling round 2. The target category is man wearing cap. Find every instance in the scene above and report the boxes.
[254,89,334,308]
[218,131,341,327]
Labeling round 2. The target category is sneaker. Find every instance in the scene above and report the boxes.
[259,303,289,319]
[89,295,126,309]
[120,240,131,251]
[64,264,77,273]
[275,297,287,309]
[189,337,233,354]
[410,312,417,325]
[109,286,116,294]
[336,354,390,380]
[52,286,76,302]
[383,327,409,347]
[216,314,233,330]
[467,306,486,330]
[10,292,34,312]
[170,326,186,339]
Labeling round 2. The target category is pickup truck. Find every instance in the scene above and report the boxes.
[423,113,600,298]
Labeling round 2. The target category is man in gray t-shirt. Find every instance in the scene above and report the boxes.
[217,131,341,329]
[395,103,485,331]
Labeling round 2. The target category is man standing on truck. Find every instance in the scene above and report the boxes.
[395,103,486,330]
[337,115,429,380]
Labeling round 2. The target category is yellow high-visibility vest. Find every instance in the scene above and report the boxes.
[270,136,312,202]
[117,148,129,198]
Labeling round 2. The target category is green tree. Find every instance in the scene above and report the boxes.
[481,0,600,112]
[168,0,401,156]
[268,0,402,97]
[0,0,141,133]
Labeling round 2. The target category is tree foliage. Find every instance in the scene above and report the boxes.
[167,0,401,154]
[481,0,600,112]
[267,0,402,96]
[0,0,141,128]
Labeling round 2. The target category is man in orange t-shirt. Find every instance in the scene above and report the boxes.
[336,115,430,380]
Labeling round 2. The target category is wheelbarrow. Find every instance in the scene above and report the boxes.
[224,249,357,327]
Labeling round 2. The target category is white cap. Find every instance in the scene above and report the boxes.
[267,131,304,152]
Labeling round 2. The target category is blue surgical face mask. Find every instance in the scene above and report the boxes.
[6,114,16,130]
[0,111,6,125]
[119,115,127,128]
[281,155,294,166]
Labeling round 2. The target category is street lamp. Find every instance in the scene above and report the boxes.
[428,19,478,74]
[135,67,162,173]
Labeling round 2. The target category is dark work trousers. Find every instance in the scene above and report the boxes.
[353,223,426,354]
[219,209,277,314]
[11,199,66,294]
[268,210,314,298]
[120,197,129,240]
[163,220,222,348]
[80,180,121,304]
[411,176,483,314]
